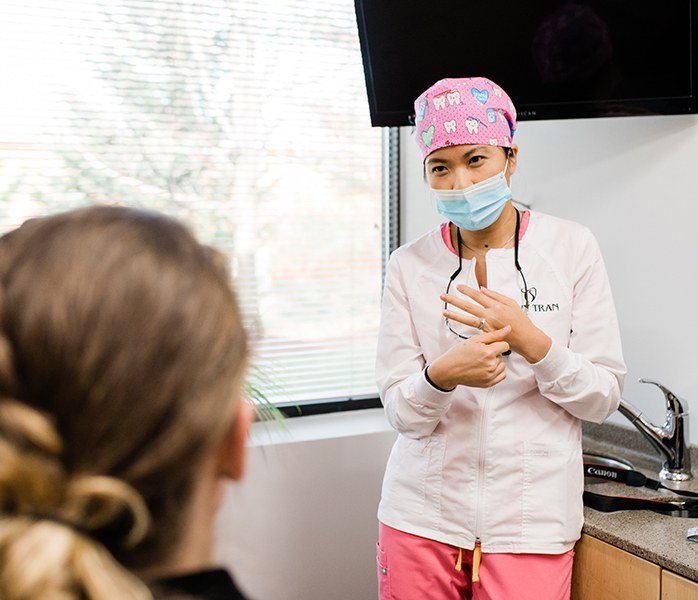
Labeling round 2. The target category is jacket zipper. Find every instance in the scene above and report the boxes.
[472,387,493,581]
[474,387,493,540]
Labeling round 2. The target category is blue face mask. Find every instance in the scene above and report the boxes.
[432,164,512,231]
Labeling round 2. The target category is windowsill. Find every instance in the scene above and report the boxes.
[249,407,394,447]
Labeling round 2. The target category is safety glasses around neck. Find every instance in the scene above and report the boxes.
[443,208,530,352]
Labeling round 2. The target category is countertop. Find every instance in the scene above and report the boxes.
[582,421,698,581]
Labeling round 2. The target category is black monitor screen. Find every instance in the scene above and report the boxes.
[355,0,697,126]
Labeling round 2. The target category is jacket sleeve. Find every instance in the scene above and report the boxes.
[529,232,626,423]
[376,253,453,439]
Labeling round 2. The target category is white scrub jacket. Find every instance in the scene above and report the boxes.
[376,210,626,554]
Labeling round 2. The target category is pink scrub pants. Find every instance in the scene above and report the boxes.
[377,523,574,600]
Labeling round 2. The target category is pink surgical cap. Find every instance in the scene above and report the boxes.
[414,77,517,161]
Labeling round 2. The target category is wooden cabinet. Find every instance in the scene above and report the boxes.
[572,534,698,600]
[661,570,698,600]
[571,534,660,600]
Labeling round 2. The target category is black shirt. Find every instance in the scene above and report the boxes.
[155,568,249,600]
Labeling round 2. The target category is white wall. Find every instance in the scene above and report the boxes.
[215,410,396,600]
[215,112,698,600]
[401,113,698,431]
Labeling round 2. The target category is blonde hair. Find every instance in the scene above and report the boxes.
[0,206,248,599]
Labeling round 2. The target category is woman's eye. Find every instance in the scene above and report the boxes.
[469,155,486,165]
[430,165,447,174]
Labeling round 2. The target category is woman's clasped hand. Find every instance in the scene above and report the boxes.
[442,284,552,364]
[427,325,511,390]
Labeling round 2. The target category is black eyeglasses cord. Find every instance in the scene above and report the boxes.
[450,207,529,312]
[444,208,530,356]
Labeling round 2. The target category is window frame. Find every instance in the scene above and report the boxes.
[276,126,400,418]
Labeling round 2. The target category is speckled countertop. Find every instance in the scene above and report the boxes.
[582,422,698,581]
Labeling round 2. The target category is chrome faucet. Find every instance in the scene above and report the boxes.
[618,378,691,482]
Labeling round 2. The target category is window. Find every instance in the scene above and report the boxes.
[0,0,385,409]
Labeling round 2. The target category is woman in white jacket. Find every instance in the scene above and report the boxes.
[375,76,626,600]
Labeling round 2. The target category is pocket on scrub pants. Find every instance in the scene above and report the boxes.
[376,541,392,599]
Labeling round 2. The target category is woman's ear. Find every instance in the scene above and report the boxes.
[216,399,254,481]
[507,144,519,176]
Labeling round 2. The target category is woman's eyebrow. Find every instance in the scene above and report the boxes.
[426,145,494,167]
[462,145,490,159]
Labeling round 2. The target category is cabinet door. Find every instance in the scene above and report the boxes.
[662,570,698,600]
[571,534,660,600]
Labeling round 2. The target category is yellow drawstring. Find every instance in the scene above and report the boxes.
[455,547,463,572]
[472,542,482,583]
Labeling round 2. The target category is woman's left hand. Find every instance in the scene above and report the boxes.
[442,284,552,364]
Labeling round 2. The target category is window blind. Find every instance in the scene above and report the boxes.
[0,0,382,405]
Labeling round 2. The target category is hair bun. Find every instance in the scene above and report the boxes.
[0,399,62,456]
[0,399,149,549]
[59,475,151,549]
[0,399,65,516]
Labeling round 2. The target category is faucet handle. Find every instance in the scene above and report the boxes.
[639,378,687,416]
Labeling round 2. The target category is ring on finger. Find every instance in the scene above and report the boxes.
[477,317,487,331]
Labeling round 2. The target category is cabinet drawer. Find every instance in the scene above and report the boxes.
[571,534,660,600]
[661,570,698,600]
